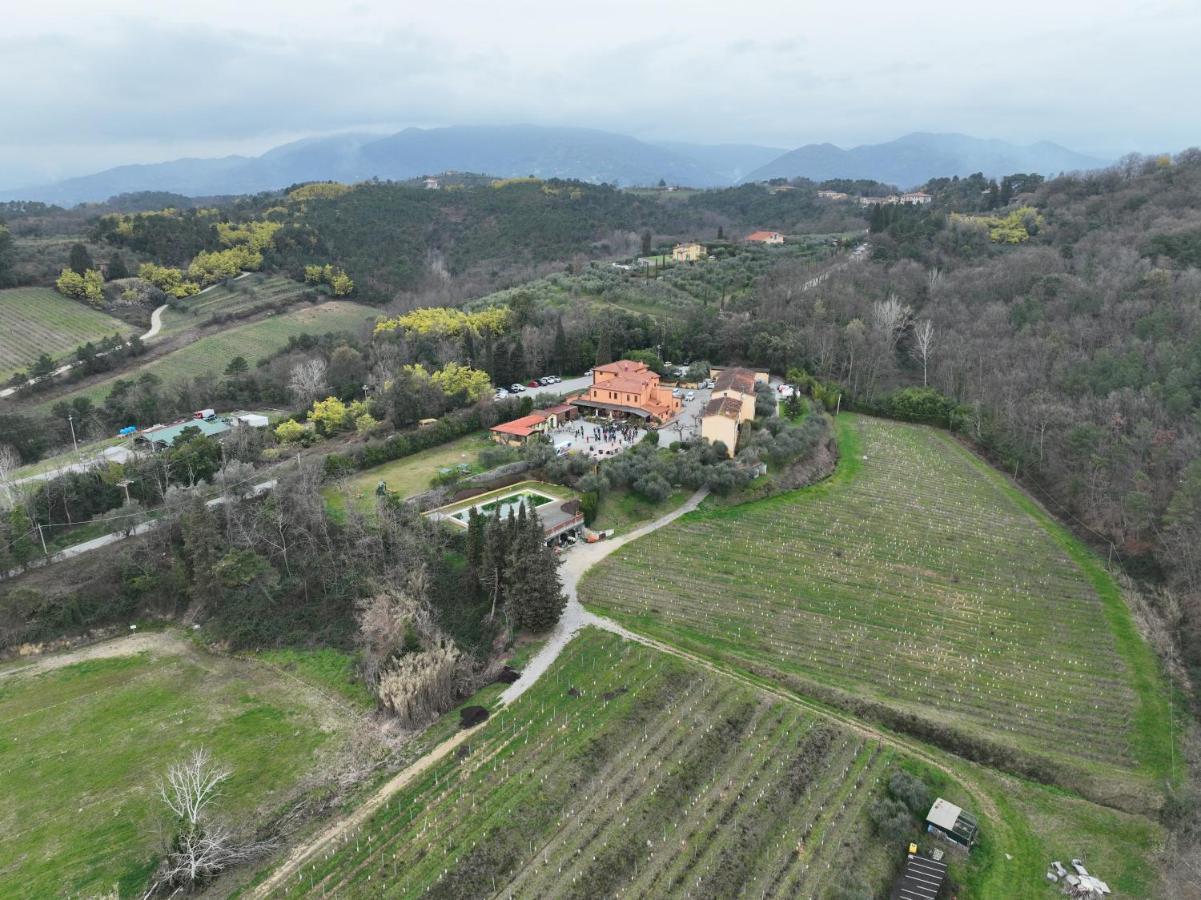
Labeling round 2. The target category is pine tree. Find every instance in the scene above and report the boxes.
[641,229,652,256]
[8,505,36,569]
[107,252,129,280]
[68,243,94,277]
[504,502,566,632]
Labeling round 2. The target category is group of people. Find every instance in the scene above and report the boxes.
[571,419,642,456]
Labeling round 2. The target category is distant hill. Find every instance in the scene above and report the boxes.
[0,126,732,205]
[743,133,1110,188]
[653,142,787,183]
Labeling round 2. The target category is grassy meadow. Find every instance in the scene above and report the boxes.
[0,636,368,899]
[0,287,134,381]
[26,301,379,415]
[579,415,1176,806]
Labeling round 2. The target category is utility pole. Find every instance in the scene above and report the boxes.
[117,479,133,506]
[67,414,79,455]
[36,522,48,556]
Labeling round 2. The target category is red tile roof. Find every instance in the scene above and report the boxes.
[746,230,781,242]
[490,413,549,437]
[704,396,744,420]
[594,360,648,376]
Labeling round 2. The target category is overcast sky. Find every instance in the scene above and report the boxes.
[2,0,1198,186]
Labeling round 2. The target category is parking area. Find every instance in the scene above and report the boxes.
[656,385,712,445]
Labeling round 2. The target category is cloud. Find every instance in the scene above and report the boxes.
[1,0,1199,178]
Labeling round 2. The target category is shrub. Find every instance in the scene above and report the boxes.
[888,769,931,816]
[274,419,306,443]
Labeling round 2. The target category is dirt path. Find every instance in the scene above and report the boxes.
[250,477,1005,895]
[250,728,471,897]
[0,630,186,680]
[140,304,167,341]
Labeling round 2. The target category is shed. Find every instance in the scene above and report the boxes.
[235,413,269,428]
[925,797,978,848]
[137,417,231,450]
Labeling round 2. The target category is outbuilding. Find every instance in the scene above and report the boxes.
[925,797,978,848]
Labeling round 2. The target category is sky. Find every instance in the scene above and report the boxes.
[2,0,1199,187]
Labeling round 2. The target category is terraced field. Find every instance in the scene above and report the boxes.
[579,416,1174,803]
[156,274,313,336]
[270,629,909,899]
[26,301,379,415]
[0,287,134,380]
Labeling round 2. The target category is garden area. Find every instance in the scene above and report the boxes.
[578,415,1177,808]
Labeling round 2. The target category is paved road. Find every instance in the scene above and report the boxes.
[1,479,277,579]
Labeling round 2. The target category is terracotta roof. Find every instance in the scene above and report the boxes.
[598,374,657,393]
[713,367,757,395]
[594,360,648,376]
[746,230,780,241]
[490,413,548,437]
[543,403,575,416]
[704,396,744,420]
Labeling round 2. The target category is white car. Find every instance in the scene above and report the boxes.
[509,383,525,393]
[684,391,695,401]
[671,388,683,398]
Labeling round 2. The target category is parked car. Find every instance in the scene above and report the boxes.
[509,383,525,393]
[527,379,540,387]
[584,369,593,377]
[539,376,552,385]
[548,375,561,383]
[672,388,683,398]
[684,391,695,401]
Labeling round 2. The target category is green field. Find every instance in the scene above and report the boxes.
[325,433,496,516]
[590,485,692,535]
[156,274,314,336]
[266,629,920,899]
[0,287,135,380]
[27,301,379,415]
[579,415,1175,806]
[0,636,368,898]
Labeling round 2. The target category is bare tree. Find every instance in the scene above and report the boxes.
[0,443,19,508]
[288,357,328,405]
[145,748,274,897]
[871,294,912,352]
[911,319,935,387]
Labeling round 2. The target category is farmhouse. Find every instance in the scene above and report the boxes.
[701,366,766,457]
[745,230,784,244]
[925,797,978,848]
[671,241,705,262]
[900,191,932,205]
[890,851,948,900]
[571,360,681,425]
[816,190,849,200]
[490,404,580,446]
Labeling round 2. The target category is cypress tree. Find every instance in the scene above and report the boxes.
[68,243,93,277]
[596,329,612,366]
[504,502,566,632]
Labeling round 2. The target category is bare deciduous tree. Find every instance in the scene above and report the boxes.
[911,319,935,387]
[144,748,274,897]
[0,443,20,508]
[288,357,328,405]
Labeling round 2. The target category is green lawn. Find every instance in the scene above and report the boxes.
[0,637,366,898]
[0,287,135,381]
[324,432,496,516]
[580,415,1177,808]
[27,301,379,416]
[589,485,692,535]
[156,274,314,337]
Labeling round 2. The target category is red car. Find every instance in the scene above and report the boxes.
[527,379,540,387]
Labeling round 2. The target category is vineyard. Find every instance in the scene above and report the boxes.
[26,301,379,415]
[268,629,913,899]
[156,274,314,336]
[578,416,1174,803]
[0,286,133,380]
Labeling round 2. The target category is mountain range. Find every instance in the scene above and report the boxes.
[0,126,1111,205]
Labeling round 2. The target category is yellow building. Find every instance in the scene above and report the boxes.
[701,367,765,457]
[671,242,705,262]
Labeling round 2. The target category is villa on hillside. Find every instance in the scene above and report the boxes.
[745,230,784,244]
[900,191,932,205]
[570,360,681,425]
[701,366,767,457]
[671,241,706,262]
[816,190,849,200]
